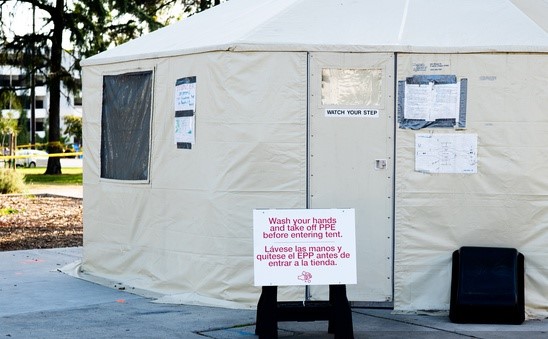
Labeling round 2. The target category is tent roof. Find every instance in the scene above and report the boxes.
[82,0,548,66]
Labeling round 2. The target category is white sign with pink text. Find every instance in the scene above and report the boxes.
[253,209,357,286]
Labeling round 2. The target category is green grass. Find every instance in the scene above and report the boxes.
[17,167,83,185]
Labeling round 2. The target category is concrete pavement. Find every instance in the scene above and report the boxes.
[1,247,547,338]
[4,184,548,337]
[4,185,548,338]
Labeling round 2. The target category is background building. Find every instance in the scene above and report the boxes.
[0,64,82,146]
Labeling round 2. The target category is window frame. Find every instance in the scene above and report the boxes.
[99,69,155,184]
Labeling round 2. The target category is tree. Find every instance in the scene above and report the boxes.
[16,107,29,146]
[0,111,18,168]
[63,114,81,145]
[0,112,17,148]
[0,91,21,164]
[198,0,220,12]
[0,0,225,174]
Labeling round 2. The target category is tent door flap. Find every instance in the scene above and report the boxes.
[308,52,395,303]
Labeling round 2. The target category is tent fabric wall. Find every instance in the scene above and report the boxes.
[81,0,548,317]
[394,53,548,318]
[82,52,308,307]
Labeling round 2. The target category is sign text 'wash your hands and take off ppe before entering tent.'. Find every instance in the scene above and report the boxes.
[253,209,357,286]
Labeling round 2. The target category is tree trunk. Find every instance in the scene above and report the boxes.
[44,0,64,175]
[199,0,209,12]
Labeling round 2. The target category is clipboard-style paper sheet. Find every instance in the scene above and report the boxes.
[404,82,460,122]
[415,133,477,173]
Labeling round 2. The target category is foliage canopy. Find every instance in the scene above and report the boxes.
[63,114,81,145]
[0,0,223,174]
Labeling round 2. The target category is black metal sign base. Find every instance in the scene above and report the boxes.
[255,285,354,339]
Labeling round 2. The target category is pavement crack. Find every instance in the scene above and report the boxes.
[352,309,481,338]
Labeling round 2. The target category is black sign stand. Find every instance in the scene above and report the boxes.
[255,284,354,339]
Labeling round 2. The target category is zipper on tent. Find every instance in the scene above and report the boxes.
[305,51,311,302]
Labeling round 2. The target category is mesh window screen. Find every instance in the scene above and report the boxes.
[101,71,153,181]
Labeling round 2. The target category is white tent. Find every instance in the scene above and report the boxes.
[81,0,548,317]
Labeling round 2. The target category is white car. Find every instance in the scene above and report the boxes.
[15,150,49,168]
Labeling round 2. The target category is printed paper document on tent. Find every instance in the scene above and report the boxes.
[174,116,195,144]
[415,133,477,173]
[404,82,460,121]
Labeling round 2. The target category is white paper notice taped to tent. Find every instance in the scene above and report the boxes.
[415,133,477,173]
[253,209,356,286]
[175,78,196,112]
[174,76,197,149]
[174,116,195,144]
[404,82,460,121]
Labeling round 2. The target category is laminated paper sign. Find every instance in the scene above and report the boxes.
[174,76,196,148]
[253,209,357,286]
[324,108,379,118]
[174,77,196,112]
[174,116,194,144]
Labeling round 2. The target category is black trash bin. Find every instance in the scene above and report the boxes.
[449,246,524,324]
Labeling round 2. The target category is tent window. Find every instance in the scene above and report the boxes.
[101,71,153,181]
[321,68,383,106]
